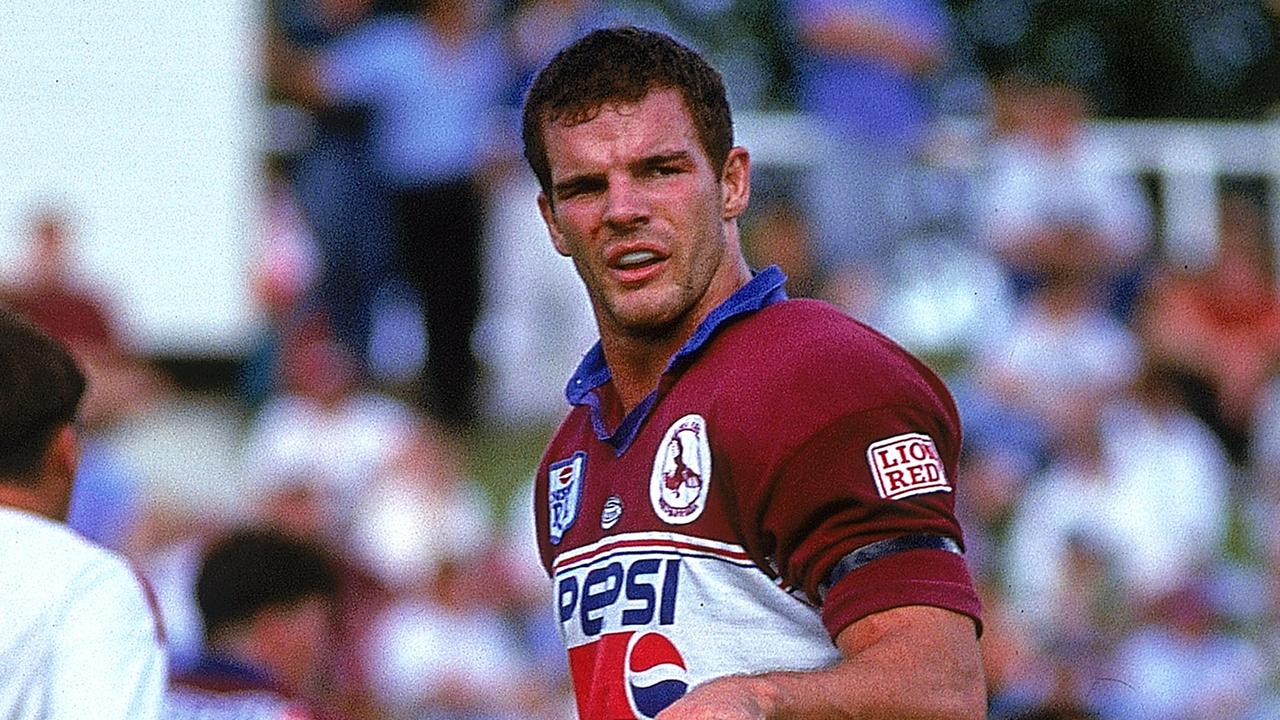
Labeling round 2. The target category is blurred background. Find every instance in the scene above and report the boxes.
[3,0,1280,718]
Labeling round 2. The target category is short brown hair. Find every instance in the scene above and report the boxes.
[0,308,85,480]
[521,26,734,199]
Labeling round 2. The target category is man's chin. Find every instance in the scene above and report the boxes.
[609,303,684,340]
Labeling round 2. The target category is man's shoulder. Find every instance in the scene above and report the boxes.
[0,508,146,606]
[0,508,108,569]
[688,299,959,457]
[709,298,942,399]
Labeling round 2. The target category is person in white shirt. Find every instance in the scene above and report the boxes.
[0,308,166,719]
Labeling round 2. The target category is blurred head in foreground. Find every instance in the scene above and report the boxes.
[0,308,86,521]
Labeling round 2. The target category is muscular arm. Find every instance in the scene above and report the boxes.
[656,605,984,720]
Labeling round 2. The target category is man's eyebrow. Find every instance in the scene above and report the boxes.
[552,173,605,196]
[551,151,695,196]
[634,151,693,168]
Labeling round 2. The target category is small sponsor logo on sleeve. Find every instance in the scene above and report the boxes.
[866,433,951,500]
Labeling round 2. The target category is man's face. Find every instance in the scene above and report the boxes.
[537,88,749,342]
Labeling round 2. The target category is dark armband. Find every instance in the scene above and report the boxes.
[816,533,962,604]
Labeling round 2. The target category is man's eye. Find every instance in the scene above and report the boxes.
[558,183,601,200]
[652,165,681,176]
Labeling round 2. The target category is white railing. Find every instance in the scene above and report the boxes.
[1093,120,1280,270]
[736,112,1280,276]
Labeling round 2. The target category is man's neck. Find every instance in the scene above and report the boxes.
[600,260,753,413]
[600,333,682,413]
[0,483,60,521]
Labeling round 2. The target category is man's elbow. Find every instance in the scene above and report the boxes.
[932,663,987,720]
[947,684,988,720]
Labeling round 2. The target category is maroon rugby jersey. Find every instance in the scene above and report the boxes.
[535,267,981,720]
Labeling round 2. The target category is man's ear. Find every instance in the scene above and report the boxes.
[721,146,751,221]
[42,425,79,521]
[538,192,571,257]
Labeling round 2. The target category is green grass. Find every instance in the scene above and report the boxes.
[464,420,559,524]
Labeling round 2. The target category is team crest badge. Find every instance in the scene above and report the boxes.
[650,414,711,524]
[548,451,586,544]
[866,433,951,500]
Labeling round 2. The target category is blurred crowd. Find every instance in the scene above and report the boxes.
[5,1,1280,719]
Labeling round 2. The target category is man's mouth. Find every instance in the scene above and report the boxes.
[607,246,669,284]
[615,249,663,269]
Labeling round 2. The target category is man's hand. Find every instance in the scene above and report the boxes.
[655,675,776,720]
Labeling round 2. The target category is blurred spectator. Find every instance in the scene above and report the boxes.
[1004,365,1231,635]
[1096,365,1231,596]
[347,424,492,593]
[1002,406,1125,638]
[255,470,393,720]
[1107,582,1266,720]
[241,157,322,408]
[2,208,120,352]
[1138,191,1280,465]
[789,0,953,289]
[285,0,509,432]
[974,264,1141,443]
[166,527,346,719]
[270,0,395,373]
[241,327,419,543]
[741,196,820,297]
[0,205,163,426]
[867,234,1014,367]
[366,558,537,720]
[504,0,595,107]
[980,75,1153,317]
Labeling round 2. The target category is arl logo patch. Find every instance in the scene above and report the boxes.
[866,433,951,500]
[549,451,586,544]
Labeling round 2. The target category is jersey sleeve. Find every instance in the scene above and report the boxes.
[732,392,981,639]
[48,557,167,719]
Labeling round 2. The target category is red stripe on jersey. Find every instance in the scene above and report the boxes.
[554,537,751,573]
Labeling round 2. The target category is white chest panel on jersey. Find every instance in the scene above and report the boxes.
[552,531,841,719]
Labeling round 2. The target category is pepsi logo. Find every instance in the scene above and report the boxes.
[625,632,689,718]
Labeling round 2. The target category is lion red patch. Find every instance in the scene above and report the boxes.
[866,433,951,500]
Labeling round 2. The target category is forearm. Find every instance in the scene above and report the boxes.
[658,607,985,720]
[745,645,984,719]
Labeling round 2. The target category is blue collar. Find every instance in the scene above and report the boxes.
[188,652,280,689]
[565,265,788,453]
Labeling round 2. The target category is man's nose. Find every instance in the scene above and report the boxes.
[603,176,649,230]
